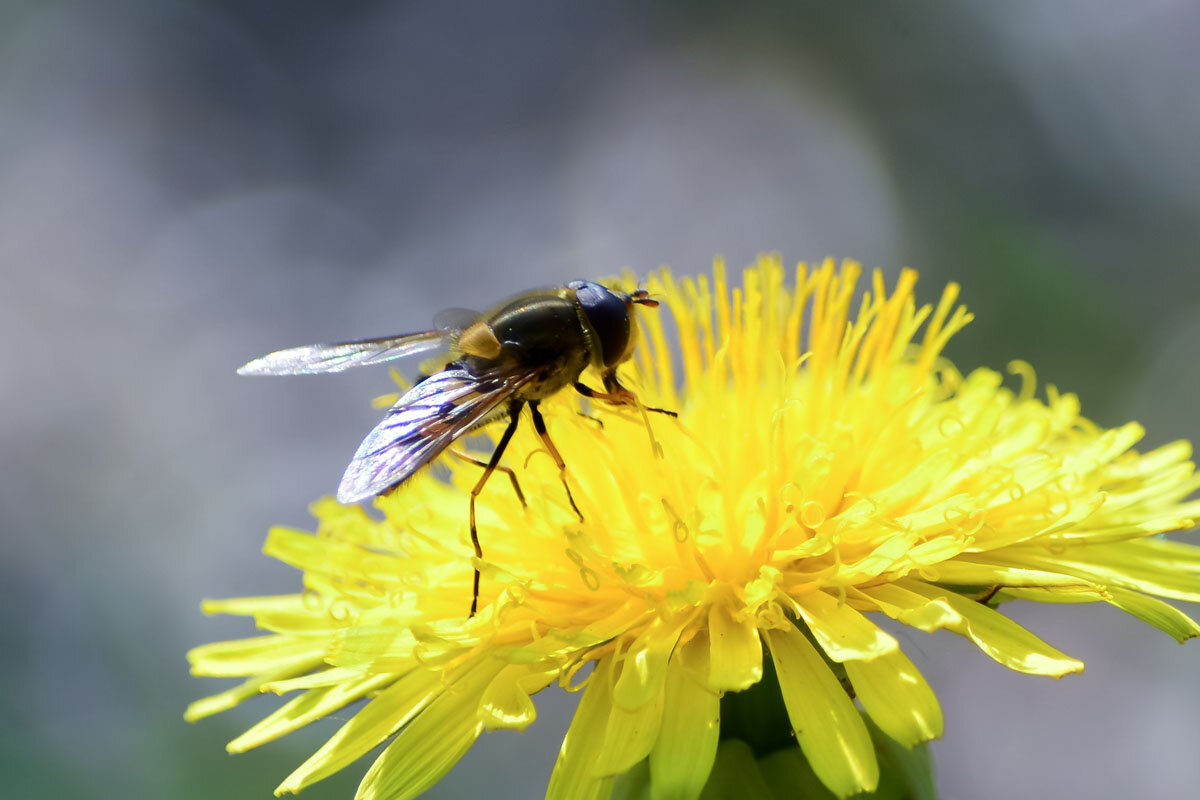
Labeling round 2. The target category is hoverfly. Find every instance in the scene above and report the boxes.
[239,280,670,616]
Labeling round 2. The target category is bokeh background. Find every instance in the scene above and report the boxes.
[3,1,1199,798]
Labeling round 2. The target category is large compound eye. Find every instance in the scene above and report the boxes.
[569,280,632,368]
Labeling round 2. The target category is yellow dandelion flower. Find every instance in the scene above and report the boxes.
[189,257,1200,800]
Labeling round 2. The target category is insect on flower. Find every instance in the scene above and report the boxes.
[238,280,672,616]
[195,259,1200,800]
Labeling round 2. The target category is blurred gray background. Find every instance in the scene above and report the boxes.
[3,1,1199,798]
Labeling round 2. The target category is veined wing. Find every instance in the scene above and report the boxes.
[237,330,450,376]
[336,365,534,503]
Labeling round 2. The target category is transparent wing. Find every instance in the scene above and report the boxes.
[237,330,451,376]
[336,365,534,503]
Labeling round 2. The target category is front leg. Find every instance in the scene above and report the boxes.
[574,375,678,418]
[573,381,634,406]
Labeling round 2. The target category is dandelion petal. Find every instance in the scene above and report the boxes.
[790,589,899,662]
[649,636,719,800]
[594,676,665,776]
[611,618,686,710]
[354,661,496,800]
[764,624,878,798]
[922,560,1092,590]
[546,659,616,800]
[277,666,445,793]
[706,603,763,691]
[185,654,325,722]
[1101,586,1200,643]
[479,664,557,732]
[186,634,322,677]
[845,649,943,748]
[898,580,1084,676]
[229,672,396,752]
[996,541,1200,603]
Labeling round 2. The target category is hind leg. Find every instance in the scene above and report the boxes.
[467,402,524,617]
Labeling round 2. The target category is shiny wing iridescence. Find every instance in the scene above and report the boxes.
[237,330,450,376]
[336,366,533,503]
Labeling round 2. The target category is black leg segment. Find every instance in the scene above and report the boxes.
[468,401,523,617]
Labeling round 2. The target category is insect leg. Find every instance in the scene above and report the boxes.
[529,401,584,522]
[604,373,679,418]
[582,377,671,459]
[468,401,524,617]
[450,449,526,507]
[574,381,678,418]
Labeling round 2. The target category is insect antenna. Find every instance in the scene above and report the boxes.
[630,288,659,308]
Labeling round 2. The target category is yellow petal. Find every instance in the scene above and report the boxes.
[327,625,421,673]
[1124,537,1200,572]
[789,589,898,662]
[186,635,324,677]
[479,663,557,732]
[594,674,665,776]
[546,658,617,800]
[276,665,445,794]
[764,624,878,798]
[185,653,325,722]
[996,542,1200,602]
[984,573,1200,648]
[355,660,497,800]
[612,617,688,710]
[856,584,960,632]
[845,649,942,748]
[897,580,1083,676]
[649,635,720,800]
[1102,586,1200,643]
[921,560,1092,590]
[998,587,1102,605]
[706,604,762,691]
[229,672,396,752]
[200,595,310,618]
[262,667,366,693]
